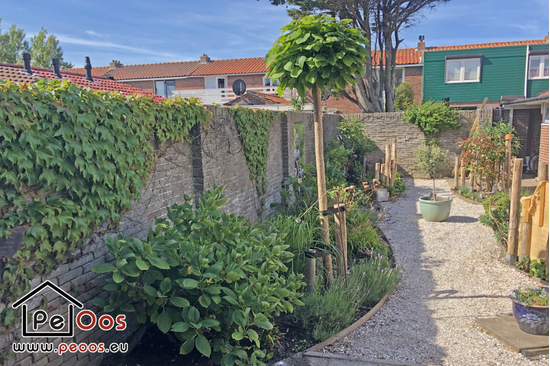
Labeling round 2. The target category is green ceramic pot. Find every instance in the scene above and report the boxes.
[419,195,453,222]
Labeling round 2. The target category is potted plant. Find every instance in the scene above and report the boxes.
[414,144,453,222]
[510,287,549,335]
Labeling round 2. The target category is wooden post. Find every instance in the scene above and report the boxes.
[504,136,512,190]
[507,158,523,265]
[381,164,386,184]
[538,162,549,182]
[453,157,459,190]
[375,163,380,181]
[385,144,391,185]
[305,249,316,293]
[312,85,333,285]
[469,171,475,190]
[460,158,466,187]
[334,203,348,276]
[391,138,397,186]
[518,199,532,260]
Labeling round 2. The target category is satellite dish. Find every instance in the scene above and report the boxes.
[232,79,246,96]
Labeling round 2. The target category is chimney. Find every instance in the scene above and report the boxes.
[51,58,62,78]
[84,56,94,82]
[418,35,425,51]
[22,53,32,75]
[109,60,123,69]
[200,54,211,64]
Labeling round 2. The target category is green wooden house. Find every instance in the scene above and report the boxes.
[422,39,549,108]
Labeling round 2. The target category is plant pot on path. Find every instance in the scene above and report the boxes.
[510,288,549,336]
[419,195,453,222]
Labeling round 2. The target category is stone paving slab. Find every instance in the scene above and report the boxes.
[476,316,549,354]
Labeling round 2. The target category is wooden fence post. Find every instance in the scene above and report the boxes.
[385,145,391,185]
[507,158,523,265]
[305,249,316,293]
[453,157,460,190]
[334,203,347,276]
[391,138,397,186]
[518,199,532,260]
[504,135,512,190]
[460,158,466,188]
[375,163,380,181]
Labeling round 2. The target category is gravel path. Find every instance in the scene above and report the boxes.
[324,178,548,366]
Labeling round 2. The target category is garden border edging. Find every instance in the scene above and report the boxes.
[305,293,390,352]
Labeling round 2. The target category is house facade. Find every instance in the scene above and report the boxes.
[422,39,549,108]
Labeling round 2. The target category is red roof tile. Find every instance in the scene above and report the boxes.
[371,48,423,66]
[0,63,165,101]
[225,91,291,106]
[189,57,268,76]
[64,66,112,77]
[426,39,547,52]
[538,90,549,97]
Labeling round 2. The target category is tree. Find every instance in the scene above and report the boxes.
[0,19,30,64]
[30,27,73,69]
[0,20,72,68]
[264,0,449,112]
[266,14,368,283]
[394,81,414,110]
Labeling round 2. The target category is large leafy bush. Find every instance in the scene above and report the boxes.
[405,101,460,142]
[93,186,305,366]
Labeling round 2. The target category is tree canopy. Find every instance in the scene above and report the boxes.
[264,0,450,112]
[265,14,368,98]
[0,20,73,68]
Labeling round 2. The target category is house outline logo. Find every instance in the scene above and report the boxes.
[12,280,84,338]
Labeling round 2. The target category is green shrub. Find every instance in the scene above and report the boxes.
[394,82,414,111]
[345,206,388,258]
[405,101,460,142]
[294,254,400,341]
[386,172,406,197]
[93,186,305,366]
[479,192,510,246]
[338,117,377,157]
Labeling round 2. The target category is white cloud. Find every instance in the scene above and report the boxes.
[85,30,102,37]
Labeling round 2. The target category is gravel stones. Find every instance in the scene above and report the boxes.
[324,178,548,365]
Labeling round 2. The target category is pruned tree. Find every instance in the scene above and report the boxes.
[264,0,449,112]
[266,14,368,284]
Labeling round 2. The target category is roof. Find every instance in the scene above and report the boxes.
[426,39,547,52]
[66,57,268,81]
[539,90,549,97]
[225,91,291,106]
[0,63,165,101]
[501,91,549,107]
[372,48,423,66]
[12,280,83,309]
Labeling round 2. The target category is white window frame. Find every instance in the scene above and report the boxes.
[263,77,279,86]
[528,55,549,80]
[445,58,481,84]
[204,76,228,89]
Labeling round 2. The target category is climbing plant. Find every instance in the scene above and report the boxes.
[228,106,279,198]
[0,79,211,338]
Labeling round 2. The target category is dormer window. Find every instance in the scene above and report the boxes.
[528,55,549,79]
[445,55,481,83]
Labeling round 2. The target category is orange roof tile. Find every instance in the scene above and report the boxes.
[0,63,165,101]
[65,65,112,77]
[371,48,423,66]
[189,57,268,76]
[225,91,291,106]
[426,39,547,52]
[538,90,549,97]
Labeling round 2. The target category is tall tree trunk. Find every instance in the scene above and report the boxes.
[312,85,333,285]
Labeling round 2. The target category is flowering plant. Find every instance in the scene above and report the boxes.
[510,287,549,307]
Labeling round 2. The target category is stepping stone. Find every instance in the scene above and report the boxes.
[476,316,549,357]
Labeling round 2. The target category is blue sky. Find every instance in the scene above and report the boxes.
[0,0,548,67]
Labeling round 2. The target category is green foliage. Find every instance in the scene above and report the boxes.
[270,169,318,218]
[515,256,549,281]
[324,141,349,189]
[30,27,73,69]
[265,15,368,98]
[0,19,30,64]
[228,106,279,199]
[405,101,460,141]
[290,95,306,112]
[294,254,400,341]
[386,172,406,197]
[0,79,211,329]
[345,206,388,258]
[511,287,549,307]
[93,186,305,366]
[394,82,414,111]
[479,192,510,246]
[338,117,376,157]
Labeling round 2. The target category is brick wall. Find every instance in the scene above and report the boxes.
[123,80,154,94]
[404,66,422,106]
[175,77,204,90]
[541,124,549,164]
[0,106,292,366]
[227,75,265,88]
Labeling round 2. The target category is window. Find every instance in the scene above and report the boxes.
[445,58,481,83]
[263,77,279,86]
[528,55,549,79]
[154,80,176,98]
[205,77,227,89]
